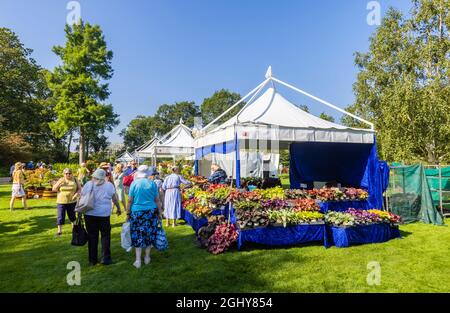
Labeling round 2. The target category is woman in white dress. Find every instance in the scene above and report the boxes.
[162,166,191,227]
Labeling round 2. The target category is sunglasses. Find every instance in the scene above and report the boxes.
[64,172,72,175]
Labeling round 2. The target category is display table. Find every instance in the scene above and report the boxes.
[318,200,369,213]
[237,223,327,250]
[325,223,401,248]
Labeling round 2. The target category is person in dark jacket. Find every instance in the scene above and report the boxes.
[208,164,227,184]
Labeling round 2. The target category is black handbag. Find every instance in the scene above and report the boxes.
[71,213,88,246]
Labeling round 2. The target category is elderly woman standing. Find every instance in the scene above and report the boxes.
[126,165,162,268]
[112,163,126,210]
[162,166,191,227]
[52,168,82,236]
[81,169,121,265]
[9,162,28,211]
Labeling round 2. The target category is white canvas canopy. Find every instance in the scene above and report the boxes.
[194,67,375,179]
[196,68,374,150]
[116,151,135,163]
[136,119,195,163]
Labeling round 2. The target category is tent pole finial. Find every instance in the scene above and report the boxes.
[265,65,272,79]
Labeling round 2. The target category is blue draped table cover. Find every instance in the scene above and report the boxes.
[237,224,327,250]
[326,223,401,248]
[181,206,230,233]
[318,200,370,213]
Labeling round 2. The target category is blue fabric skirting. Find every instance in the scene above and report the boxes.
[318,200,369,213]
[237,224,327,250]
[182,206,230,233]
[326,223,401,248]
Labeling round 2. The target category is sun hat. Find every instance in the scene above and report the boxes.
[148,166,158,176]
[99,162,109,168]
[92,169,106,180]
[135,165,150,179]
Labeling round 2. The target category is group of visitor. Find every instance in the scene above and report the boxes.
[8,159,228,268]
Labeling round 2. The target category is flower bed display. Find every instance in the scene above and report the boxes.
[180,181,400,253]
[267,210,324,227]
[307,187,368,202]
[324,209,402,248]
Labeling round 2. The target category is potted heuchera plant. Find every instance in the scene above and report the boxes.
[207,223,238,254]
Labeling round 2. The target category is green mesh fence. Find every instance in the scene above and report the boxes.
[424,166,450,210]
[388,164,444,225]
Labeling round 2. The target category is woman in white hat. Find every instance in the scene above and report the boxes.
[126,165,163,268]
[81,169,122,265]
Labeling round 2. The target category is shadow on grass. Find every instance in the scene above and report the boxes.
[0,214,55,236]
[0,190,11,198]
[399,229,413,238]
[0,225,308,293]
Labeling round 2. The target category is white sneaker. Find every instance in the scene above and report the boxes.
[144,256,151,265]
[133,260,141,268]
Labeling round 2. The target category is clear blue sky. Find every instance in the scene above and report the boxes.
[0,0,412,143]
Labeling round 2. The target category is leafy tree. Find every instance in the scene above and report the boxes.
[121,101,199,151]
[0,28,67,163]
[344,1,450,164]
[155,101,199,134]
[319,112,335,123]
[200,89,243,126]
[47,20,119,164]
[120,115,163,151]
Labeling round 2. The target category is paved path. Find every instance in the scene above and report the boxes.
[0,177,10,185]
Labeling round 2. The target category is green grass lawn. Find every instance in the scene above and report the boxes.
[0,184,449,293]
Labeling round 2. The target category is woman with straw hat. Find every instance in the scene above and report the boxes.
[9,162,28,211]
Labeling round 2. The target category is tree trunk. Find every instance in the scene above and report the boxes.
[79,127,85,165]
[85,138,90,160]
[67,130,73,162]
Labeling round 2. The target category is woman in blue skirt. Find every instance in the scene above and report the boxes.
[126,165,162,268]
[162,166,191,227]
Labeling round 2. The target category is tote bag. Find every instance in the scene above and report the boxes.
[121,222,132,252]
[123,173,135,187]
[71,214,88,246]
[154,220,169,251]
[75,182,95,213]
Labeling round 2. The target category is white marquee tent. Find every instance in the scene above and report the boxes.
[116,151,136,163]
[136,119,195,165]
[194,67,375,183]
